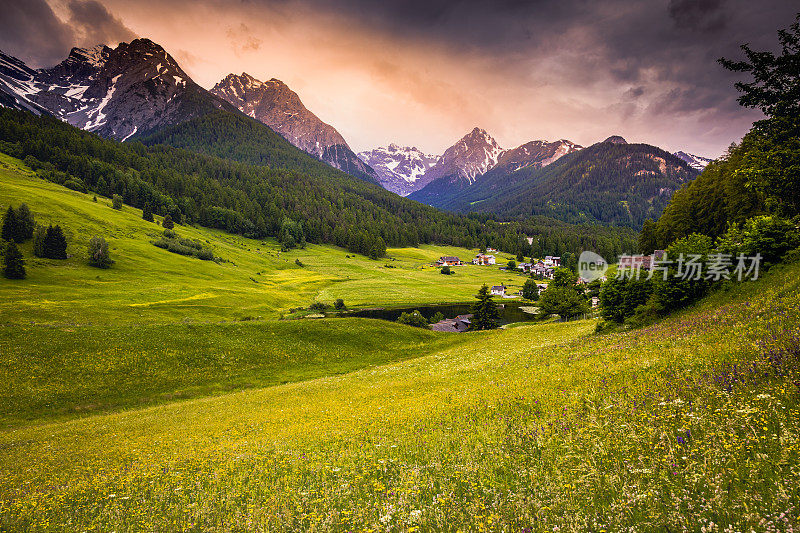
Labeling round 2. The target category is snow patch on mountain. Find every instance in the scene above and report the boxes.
[358,144,440,196]
[673,151,713,171]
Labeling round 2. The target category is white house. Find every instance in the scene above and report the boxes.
[473,254,496,265]
[491,285,506,296]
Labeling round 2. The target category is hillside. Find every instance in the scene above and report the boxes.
[430,138,700,227]
[1,176,798,528]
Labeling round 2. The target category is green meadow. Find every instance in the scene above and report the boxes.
[1,154,799,530]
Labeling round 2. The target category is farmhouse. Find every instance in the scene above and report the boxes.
[544,256,561,267]
[437,256,462,266]
[491,285,506,296]
[473,254,496,265]
[532,262,555,279]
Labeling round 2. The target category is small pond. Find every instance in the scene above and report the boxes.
[340,301,537,325]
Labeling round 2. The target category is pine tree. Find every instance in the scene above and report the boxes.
[3,242,25,279]
[32,226,46,257]
[1,206,17,243]
[15,203,35,241]
[44,225,68,259]
[162,214,174,230]
[142,203,154,222]
[470,284,500,330]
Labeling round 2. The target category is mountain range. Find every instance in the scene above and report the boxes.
[0,36,713,228]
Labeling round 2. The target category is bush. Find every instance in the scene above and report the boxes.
[162,214,174,229]
[507,260,516,270]
[440,265,451,275]
[396,310,430,329]
[87,236,113,268]
[295,258,304,267]
[538,286,589,320]
[334,298,346,310]
[652,233,713,313]
[599,276,653,323]
[112,194,123,210]
[309,302,330,312]
[428,311,445,324]
[163,229,177,239]
[3,242,25,279]
[196,248,214,261]
[716,215,800,267]
[64,179,87,193]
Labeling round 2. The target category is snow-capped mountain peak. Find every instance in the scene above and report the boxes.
[358,145,440,196]
[673,151,713,171]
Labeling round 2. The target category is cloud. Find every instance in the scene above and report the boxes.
[226,23,264,56]
[0,0,136,68]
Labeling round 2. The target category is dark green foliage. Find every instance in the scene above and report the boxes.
[162,215,174,230]
[538,286,589,320]
[428,311,445,324]
[153,231,214,261]
[64,178,87,193]
[42,225,67,259]
[334,299,345,310]
[599,276,653,323]
[507,260,516,270]
[652,233,713,313]
[440,265,452,275]
[0,108,636,260]
[142,202,154,222]
[638,219,658,254]
[516,252,524,262]
[111,194,123,210]
[1,206,17,242]
[308,302,330,312]
[32,226,46,257]
[2,242,25,279]
[716,215,800,267]
[470,284,500,330]
[279,218,305,251]
[396,310,430,329]
[87,236,113,268]
[295,258,304,267]
[522,278,540,301]
[551,267,578,288]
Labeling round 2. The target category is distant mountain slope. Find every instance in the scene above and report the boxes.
[408,131,580,205]
[357,144,440,196]
[673,151,713,171]
[432,136,700,227]
[0,51,51,115]
[0,40,238,141]
[210,73,378,182]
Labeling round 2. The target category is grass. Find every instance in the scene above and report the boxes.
[0,153,528,326]
[2,153,799,530]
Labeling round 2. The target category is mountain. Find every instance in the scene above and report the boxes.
[210,73,377,181]
[425,137,701,227]
[673,151,713,171]
[408,130,581,205]
[357,144,440,196]
[0,40,238,141]
[0,51,51,115]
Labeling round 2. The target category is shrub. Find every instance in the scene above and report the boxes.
[507,260,516,270]
[716,215,800,267]
[295,258,304,267]
[334,298,346,310]
[396,310,430,329]
[162,215,174,229]
[538,286,589,320]
[599,276,653,323]
[64,179,87,193]
[309,302,330,312]
[196,249,214,261]
[428,311,445,324]
[3,242,25,279]
[87,236,113,268]
[440,265,452,275]
[111,194,123,210]
[163,229,177,239]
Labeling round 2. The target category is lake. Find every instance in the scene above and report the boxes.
[340,301,537,325]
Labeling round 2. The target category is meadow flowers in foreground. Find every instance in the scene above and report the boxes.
[1,265,800,531]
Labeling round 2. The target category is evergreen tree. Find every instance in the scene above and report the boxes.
[87,236,113,268]
[112,194,123,210]
[522,278,540,301]
[43,225,68,259]
[538,286,589,320]
[15,204,34,241]
[638,219,658,254]
[162,214,175,230]
[1,206,17,243]
[3,242,25,279]
[142,202,154,222]
[470,284,500,330]
[32,226,46,258]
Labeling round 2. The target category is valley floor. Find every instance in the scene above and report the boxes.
[1,154,799,530]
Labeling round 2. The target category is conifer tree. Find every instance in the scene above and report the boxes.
[470,284,500,330]
[1,206,17,243]
[142,203,154,222]
[15,203,35,241]
[3,242,25,279]
[44,225,68,259]
[32,226,46,258]
[162,214,174,229]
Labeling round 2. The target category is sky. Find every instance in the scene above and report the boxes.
[0,0,796,157]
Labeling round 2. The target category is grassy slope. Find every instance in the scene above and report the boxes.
[0,153,527,326]
[1,260,799,530]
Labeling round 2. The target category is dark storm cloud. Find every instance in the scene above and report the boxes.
[0,0,136,68]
